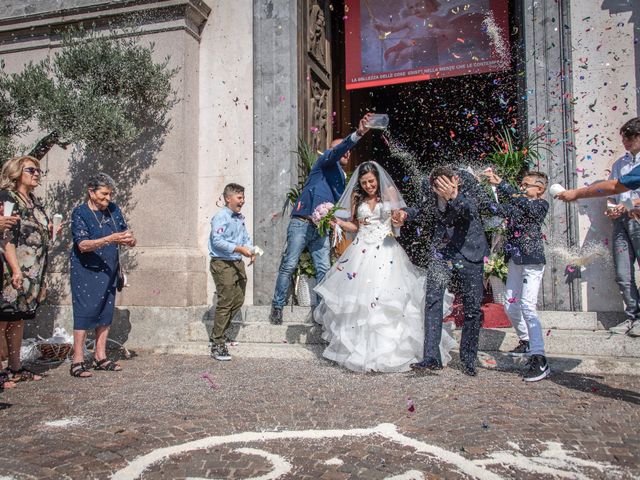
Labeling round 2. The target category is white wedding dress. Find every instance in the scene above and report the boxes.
[314,201,456,373]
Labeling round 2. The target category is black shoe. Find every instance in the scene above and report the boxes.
[523,354,550,382]
[269,307,283,325]
[463,363,477,376]
[211,343,231,361]
[508,340,530,357]
[410,358,443,371]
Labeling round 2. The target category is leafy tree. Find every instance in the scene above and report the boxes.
[0,25,178,162]
[0,25,180,305]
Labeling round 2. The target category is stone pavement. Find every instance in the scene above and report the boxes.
[0,348,639,479]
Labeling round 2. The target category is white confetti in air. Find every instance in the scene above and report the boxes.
[482,12,510,68]
[549,241,609,268]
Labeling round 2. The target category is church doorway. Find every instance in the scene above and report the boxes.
[328,0,525,264]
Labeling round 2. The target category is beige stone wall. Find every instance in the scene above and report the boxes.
[568,1,639,311]
[121,28,208,308]
[0,2,213,309]
[198,0,255,306]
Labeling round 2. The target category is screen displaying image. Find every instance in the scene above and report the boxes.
[345,0,510,89]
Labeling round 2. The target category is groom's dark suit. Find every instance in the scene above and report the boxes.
[407,170,491,371]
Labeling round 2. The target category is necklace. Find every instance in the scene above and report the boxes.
[88,202,113,229]
[16,190,33,209]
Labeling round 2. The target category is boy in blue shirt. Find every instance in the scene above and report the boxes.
[208,183,255,361]
[484,169,550,382]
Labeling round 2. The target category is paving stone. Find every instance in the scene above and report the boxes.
[0,353,638,479]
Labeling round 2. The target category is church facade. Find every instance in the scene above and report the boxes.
[0,0,637,337]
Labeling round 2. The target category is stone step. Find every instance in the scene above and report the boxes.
[29,305,628,351]
[226,322,325,345]
[484,352,640,377]
[537,310,624,331]
[241,306,625,331]
[171,315,630,345]
[149,342,640,376]
[151,342,325,360]
[186,318,640,359]
[472,328,640,358]
[225,318,640,357]
[243,305,315,324]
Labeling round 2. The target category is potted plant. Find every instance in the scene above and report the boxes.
[282,138,319,306]
[294,251,317,306]
[485,126,551,186]
[283,138,316,215]
[483,252,509,305]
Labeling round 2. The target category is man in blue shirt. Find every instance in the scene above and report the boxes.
[270,113,374,324]
[557,118,640,337]
[209,183,255,360]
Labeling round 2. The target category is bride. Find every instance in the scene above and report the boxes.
[313,161,456,372]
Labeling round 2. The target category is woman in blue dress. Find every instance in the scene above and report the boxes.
[69,173,136,378]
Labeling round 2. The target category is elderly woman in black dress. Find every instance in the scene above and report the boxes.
[69,173,136,378]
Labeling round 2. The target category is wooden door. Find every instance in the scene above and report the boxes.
[299,0,333,164]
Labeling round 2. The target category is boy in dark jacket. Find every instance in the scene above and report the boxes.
[484,169,550,382]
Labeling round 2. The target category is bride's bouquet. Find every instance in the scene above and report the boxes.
[312,202,345,246]
[312,202,339,236]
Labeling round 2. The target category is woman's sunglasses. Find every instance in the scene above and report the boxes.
[23,167,43,175]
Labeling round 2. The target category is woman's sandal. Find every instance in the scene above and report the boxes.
[93,359,122,372]
[0,370,17,390]
[7,368,42,382]
[70,363,92,378]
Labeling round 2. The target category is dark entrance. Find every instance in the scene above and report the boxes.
[329,0,525,265]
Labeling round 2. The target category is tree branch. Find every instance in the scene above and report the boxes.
[29,131,61,160]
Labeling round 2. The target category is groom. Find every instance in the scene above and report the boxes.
[398,166,490,376]
[269,113,374,324]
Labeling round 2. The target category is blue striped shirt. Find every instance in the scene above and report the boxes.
[609,151,640,203]
[208,206,252,261]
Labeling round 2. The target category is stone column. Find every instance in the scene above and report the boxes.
[523,0,581,310]
[252,0,300,305]
[568,0,639,312]
[523,0,639,312]
[198,0,255,305]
